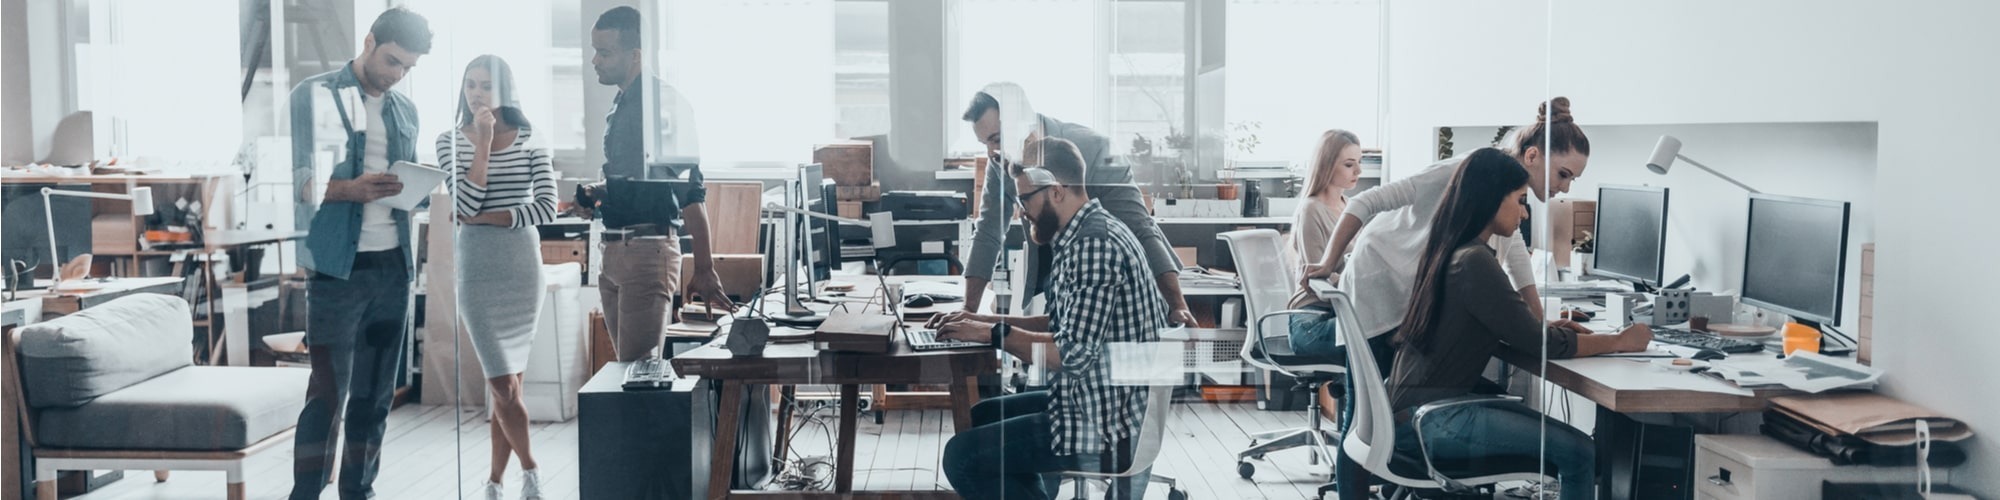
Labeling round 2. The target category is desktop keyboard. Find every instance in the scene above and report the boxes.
[1650,326,1767,354]
[906,328,990,351]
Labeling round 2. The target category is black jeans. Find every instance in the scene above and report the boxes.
[943,391,1151,500]
[291,250,410,500]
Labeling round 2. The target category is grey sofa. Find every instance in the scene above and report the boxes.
[5,293,308,500]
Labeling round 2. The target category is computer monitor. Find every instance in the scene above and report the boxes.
[1740,193,1851,327]
[797,163,836,282]
[1590,185,1669,286]
[1,184,95,291]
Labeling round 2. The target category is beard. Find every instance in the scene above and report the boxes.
[1028,206,1062,245]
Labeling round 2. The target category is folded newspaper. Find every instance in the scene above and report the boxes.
[1704,351,1883,393]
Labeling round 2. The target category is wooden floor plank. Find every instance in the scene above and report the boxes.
[68,397,1337,499]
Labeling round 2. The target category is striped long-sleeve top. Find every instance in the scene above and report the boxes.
[438,128,559,229]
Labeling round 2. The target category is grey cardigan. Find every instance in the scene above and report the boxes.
[966,115,1179,286]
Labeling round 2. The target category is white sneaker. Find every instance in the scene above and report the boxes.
[483,481,504,500]
[520,469,545,500]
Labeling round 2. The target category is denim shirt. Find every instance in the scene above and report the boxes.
[290,63,421,279]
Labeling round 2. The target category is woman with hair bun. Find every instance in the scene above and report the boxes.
[1289,98,1596,499]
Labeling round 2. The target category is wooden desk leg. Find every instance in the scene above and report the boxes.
[949,375,980,432]
[835,384,859,493]
[773,385,796,465]
[709,380,744,500]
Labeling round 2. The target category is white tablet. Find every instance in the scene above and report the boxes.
[372,161,449,212]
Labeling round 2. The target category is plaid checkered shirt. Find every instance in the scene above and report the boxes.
[1045,199,1169,456]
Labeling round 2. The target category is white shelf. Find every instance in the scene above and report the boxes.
[935,169,976,180]
[1155,216,1291,225]
[1224,171,1304,181]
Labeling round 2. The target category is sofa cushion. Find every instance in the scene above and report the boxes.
[37,366,309,451]
[17,293,194,409]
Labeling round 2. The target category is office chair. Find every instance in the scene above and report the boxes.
[1330,288,1554,499]
[1054,384,1186,500]
[1217,229,1346,480]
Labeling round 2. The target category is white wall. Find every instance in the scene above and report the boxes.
[1392,0,1999,493]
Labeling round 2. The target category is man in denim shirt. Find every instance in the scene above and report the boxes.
[285,8,430,499]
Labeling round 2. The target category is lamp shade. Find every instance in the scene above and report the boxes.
[128,187,156,216]
[867,212,897,249]
[1646,135,1683,175]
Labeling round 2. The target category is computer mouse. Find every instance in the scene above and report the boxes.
[903,294,935,308]
[1691,348,1729,361]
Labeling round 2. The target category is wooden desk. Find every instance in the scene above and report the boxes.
[181,230,304,366]
[16,277,185,319]
[672,334,997,500]
[1495,349,1799,414]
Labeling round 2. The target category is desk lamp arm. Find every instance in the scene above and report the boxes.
[1674,154,1762,194]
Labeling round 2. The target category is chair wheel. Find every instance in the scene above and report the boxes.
[1237,461,1255,479]
[1168,488,1189,500]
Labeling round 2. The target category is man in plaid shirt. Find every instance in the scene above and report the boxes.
[934,137,1169,500]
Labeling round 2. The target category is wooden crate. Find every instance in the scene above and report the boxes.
[814,140,874,186]
[541,240,588,266]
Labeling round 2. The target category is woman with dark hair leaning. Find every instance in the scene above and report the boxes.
[1382,148,1651,498]
[1292,98,1601,498]
[441,54,560,500]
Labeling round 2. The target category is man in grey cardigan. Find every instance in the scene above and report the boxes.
[958,88,1197,327]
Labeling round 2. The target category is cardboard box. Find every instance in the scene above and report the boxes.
[541,240,588,266]
[837,201,863,219]
[1549,198,1596,268]
[588,310,614,376]
[835,182,882,202]
[814,140,874,186]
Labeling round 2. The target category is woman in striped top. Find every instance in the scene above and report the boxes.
[442,54,557,500]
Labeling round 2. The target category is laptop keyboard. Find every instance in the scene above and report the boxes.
[906,328,989,351]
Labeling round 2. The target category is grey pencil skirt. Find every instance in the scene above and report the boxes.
[456,223,544,378]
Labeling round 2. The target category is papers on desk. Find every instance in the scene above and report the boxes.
[1704,351,1883,393]
[1557,357,1756,397]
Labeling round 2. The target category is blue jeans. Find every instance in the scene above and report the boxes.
[944,392,1152,500]
[1289,312,1397,500]
[1395,403,1595,500]
[291,251,411,500]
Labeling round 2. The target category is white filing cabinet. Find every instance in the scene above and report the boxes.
[1694,434,1942,500]
[524,263,587,422]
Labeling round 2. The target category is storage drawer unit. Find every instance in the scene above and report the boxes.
[1694,434,1941,500]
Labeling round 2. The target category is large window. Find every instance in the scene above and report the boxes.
[662,0,836,168]
[69,0,241,165]
[1226,0,1382,164]
[950,0,1100,156]
[835,0,891,139]
[1109,0,1188,164]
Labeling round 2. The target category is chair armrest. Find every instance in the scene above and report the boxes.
[1411,395,1528,492]
[1247,308,1333,377]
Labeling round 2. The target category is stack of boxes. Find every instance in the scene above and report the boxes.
[815,140,877,219]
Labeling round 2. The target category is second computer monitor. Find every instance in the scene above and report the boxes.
[1740,194,1851,327]
[1591,185,1669,286]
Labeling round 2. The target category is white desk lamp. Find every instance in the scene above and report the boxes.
[1645,135,1761,193]
[41,186,154,289]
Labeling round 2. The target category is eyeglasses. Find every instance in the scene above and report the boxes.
[1015,185,1052,211]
